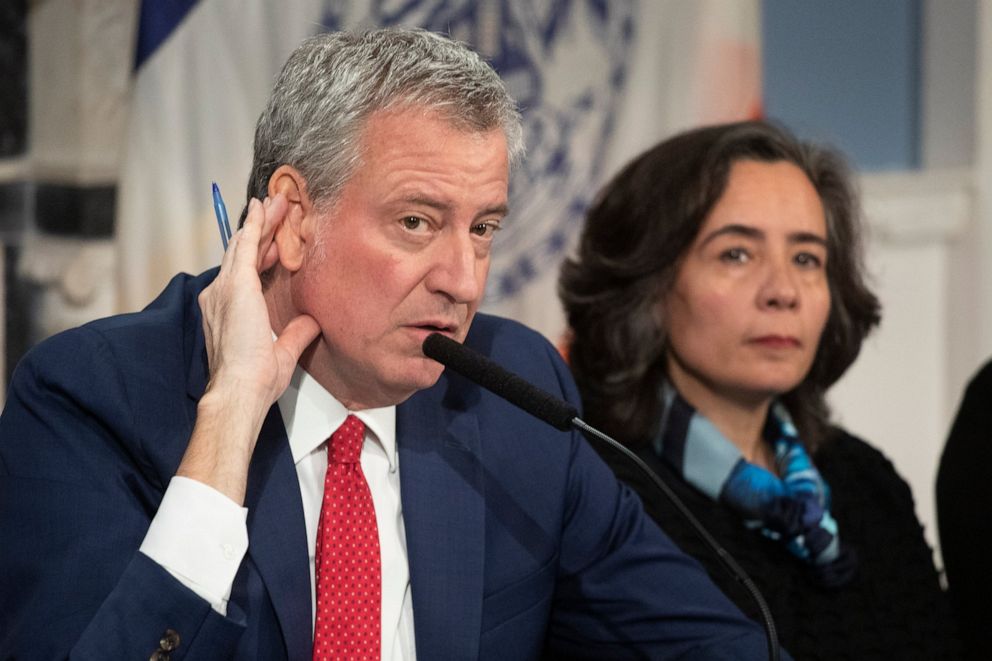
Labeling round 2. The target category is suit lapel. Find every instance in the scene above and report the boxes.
[244,406,313,660]
[182,284,311,659]
[398,381,485,659]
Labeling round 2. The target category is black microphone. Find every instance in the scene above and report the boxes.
[422,332,578,430]
[422,332,781,661]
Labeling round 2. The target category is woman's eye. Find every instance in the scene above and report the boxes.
[720,247,749,264]
[794,252,824,268]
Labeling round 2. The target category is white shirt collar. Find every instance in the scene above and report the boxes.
[277,364,397,471]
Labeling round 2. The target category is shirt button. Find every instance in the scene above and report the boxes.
[221,543,235,561]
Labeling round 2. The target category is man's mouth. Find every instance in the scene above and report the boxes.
[410,322,459,337]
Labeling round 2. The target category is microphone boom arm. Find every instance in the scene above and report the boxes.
[422,332,781,661]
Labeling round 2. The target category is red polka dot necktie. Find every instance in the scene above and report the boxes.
[313,415,381,660]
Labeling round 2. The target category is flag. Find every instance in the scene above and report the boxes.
[117,0,762,346]
[484,0,763,343]
[116,0,323,311]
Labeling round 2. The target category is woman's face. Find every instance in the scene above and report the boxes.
[662,159,831,408]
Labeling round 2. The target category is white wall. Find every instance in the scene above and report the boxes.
[825,1,989,559]
[829,168,974,556]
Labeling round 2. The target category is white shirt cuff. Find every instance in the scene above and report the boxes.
[139,476,249,615]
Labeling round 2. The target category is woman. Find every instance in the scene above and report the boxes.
[559,121,958,660]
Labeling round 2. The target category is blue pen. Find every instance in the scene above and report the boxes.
[212,182,233,250]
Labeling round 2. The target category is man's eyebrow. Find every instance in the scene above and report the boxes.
[480,203,509,219]
[397,195,452,212]
[395,195,509,219]
[699,223,827,247]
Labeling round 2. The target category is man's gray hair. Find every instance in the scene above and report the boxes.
[245,27,524,211]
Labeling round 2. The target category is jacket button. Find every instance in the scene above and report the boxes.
[149,651,170,661]
[160,628,180,651]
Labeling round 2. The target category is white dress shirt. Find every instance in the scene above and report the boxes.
[141,365,417,660]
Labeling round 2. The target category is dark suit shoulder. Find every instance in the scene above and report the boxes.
[465,313,578,406]
[941,358,992,463]
[85,269,214,341]
[963,357,992,396]
[11,270,213,401]
[465,313,558,363]
[2,271,211,484]
[937,359,992,659]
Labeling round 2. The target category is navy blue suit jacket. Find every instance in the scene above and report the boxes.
[0,270,774,659]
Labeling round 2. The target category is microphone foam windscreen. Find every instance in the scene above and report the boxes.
[422,333,578,431]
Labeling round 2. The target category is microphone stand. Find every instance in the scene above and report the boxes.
[572,419,781,661]
[422,332,781,660]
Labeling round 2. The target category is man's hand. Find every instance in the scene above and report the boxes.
[177,195,320,504]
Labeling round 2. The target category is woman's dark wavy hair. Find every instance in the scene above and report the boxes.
[559,120,881,450]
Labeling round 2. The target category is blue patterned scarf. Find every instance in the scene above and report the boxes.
[653,384,857,587]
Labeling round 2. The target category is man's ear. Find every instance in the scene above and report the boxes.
[267,165,314,272]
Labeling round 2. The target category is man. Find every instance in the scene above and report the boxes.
[0,29,779,659]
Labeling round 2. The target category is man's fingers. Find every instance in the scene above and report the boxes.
[259,242,280,273]
[275,315,321,367]
[230,198,263,271]
[256,194,288,272]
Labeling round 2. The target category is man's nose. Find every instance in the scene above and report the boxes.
[425,233,484,304]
